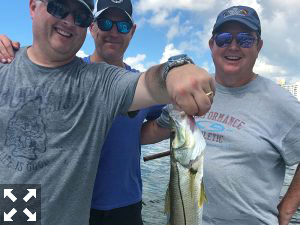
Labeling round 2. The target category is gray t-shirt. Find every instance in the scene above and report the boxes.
[157,75,300,225]
[0,47,140,225]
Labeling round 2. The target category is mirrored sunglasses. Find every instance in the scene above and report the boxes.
[214,32,258,48]
[96,18,133,34]
[40,0,93,28]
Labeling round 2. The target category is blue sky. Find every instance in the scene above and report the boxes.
[1,0,300,83]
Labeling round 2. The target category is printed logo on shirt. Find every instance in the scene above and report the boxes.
[5,97,47,160]
[0,184,41,225]
[196,111,246,143]
[0,83,85,172]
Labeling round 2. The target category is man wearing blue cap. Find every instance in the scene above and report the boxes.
[157,5,300,225]
[86,0,169,225]
[203,5,300,225]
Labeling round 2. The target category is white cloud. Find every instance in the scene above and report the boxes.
[149,10,169,26]
[225,0,262,13]
[125,44,184,72]
[76,50,88,58]
[254,56,287,78]
[159,44,183,63]
[200,61,215,74]
[135,0,217,13]
[133,0,300,82]
[124,54,147,72]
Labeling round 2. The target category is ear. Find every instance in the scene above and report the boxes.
[89,22,98,39]
[29,0,38,18]
[129,24,137,40]
[257,39,263,53]
[208,37,214,51]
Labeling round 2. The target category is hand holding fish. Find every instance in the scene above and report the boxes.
[166,64,215,116]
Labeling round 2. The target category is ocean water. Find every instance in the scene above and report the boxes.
[141,139,300,225]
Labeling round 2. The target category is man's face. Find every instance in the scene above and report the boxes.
[90,7,136,63]
[30,0,88,60]
[209,22,263,79]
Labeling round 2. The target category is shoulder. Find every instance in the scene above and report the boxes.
[124,63,140,73]
[81,56,91,64]
[76,58,114,74]
[256,76,293,99]
[258,75,300,114]
[0,47,27,70]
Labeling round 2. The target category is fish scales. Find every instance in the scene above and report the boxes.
[165,106,206,225]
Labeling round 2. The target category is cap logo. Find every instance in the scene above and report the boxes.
[111,0,123,3]
[223,7,248,18]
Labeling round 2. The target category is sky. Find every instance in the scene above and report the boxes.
[1,0,299,83]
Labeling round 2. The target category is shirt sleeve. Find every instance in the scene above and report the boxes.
[93,63,141,116]
[282,121,300,166]
[155,105,171,129]
[145,104,165,121]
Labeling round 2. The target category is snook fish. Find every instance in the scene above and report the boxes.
[165,106,206,225]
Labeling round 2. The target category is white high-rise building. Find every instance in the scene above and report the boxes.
[278,79,300,101]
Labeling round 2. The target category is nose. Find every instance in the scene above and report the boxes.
[109,24,119,36]
[61,13,75,26]
[228,38,239,50]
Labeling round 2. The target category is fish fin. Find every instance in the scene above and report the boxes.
[164,186,170,214]
[198,180,207,208]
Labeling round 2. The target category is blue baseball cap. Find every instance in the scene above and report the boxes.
[213,6,261,35]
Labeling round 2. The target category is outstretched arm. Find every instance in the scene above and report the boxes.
[278,164,300,225]
[0,35,20,63]
[1,35,215,117]
[129,63,215,116]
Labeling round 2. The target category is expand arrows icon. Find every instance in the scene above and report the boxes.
[2,186,39,223]
[4,189,17,202]
[23,189,36,202]
[23,208,36,221]
[4,208,17,221]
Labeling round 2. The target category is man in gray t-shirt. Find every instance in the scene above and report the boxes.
[0,0,215,224]
[157,5,300,225]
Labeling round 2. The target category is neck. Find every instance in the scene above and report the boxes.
[215,72,257,87]
[90,51,125,68]
[27,44,74,68]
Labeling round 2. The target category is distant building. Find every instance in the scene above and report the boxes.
[277,79,300,101]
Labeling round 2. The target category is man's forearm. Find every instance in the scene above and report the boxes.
[141,120,170,145]
[129,61,214,116]
[278,164,300,225]
[129,63,170,111]
[144,63,170,104]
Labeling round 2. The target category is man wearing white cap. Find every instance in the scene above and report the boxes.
[85,0,170,224]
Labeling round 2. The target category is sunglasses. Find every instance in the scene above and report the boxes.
[96,18,133,34]
[214,32,258,48]
[40,0,93,28]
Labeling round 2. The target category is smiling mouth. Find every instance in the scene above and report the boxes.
[106,41,120,45]
[224,56,242,61]
[55,28,72,38]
